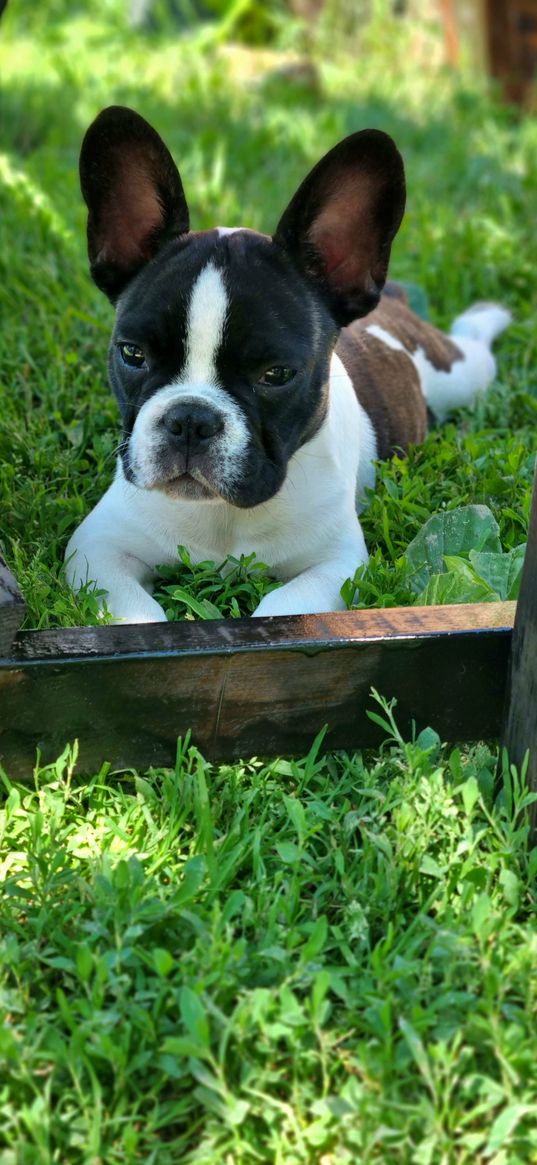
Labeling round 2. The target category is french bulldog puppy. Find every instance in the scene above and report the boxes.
[66,106,509,622]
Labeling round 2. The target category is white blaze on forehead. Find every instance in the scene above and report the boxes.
[183,262,228,384]
[216,226,244,237]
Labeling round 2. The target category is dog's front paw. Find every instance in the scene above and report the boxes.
[252,589,294,618]
[96,582,166,629]
[107,591,168,625]
[252,579,344,618]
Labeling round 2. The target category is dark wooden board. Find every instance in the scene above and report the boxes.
[0,551,26,657]
[0,602,515,778]
[502,466,537,828]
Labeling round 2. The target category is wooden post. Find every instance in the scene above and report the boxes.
[502,464,537,827]
[448,1,537,105]
[484,0,537,105]
[0,551,25,657]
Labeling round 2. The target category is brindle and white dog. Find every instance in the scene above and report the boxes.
[66,106,510,621]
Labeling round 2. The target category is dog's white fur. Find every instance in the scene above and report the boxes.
[66,301,509,623]
[67,351,373,621]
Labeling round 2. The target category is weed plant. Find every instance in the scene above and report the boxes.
[154,547,280,619]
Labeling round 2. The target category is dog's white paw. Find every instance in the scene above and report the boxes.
[108,594,168,625]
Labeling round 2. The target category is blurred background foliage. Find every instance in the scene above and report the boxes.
[7,0,381,43]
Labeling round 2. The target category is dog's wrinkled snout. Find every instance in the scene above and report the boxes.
[162,402,224,452]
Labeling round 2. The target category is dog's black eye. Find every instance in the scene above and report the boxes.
[118,342,146,369]
[257,366,296,387]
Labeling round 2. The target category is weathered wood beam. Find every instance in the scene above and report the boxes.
[501,464,537,828]
[0,551,26,657]
[0,601,515,778]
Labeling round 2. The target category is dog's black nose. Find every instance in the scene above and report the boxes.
[162,403,224,451]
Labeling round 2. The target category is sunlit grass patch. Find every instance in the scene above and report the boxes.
[1,700,537,1163]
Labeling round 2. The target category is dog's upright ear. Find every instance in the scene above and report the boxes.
[80,106,189,301]
[273,130,405,326]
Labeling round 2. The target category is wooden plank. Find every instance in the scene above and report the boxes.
[0,551,25,657]
[9,598,515,658]
[0,602,515,778]
[501,466,537,828]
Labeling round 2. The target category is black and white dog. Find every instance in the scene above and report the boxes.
[66,106,509,622]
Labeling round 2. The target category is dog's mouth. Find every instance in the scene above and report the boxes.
[153,470,221,502]
[123,441,226,500]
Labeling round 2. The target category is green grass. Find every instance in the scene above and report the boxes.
[2,4,537,1162]
[2,700,537,1164]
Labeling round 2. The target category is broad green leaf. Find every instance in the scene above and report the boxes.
[486,1104,534,1152]
[180,987,210,1048]
[443,554,498,582]
[283,793,307,839]
[56,988,76,1030]
[275,840,303,864]
[224,1097,250,1127]
[162,1036,209,1059]
[166,587,223,620]
[471,892,494,941]
[153,948,174,978]
[221,889,246,923]
[418,566,495,606]
[311,970,331,1022]
[174,855,207,908]
[461,776,480,815]
[301,915,328,962]
[419,855,444,879]
[404,505,501,593]
[398,1018,435,1094]
[279,985,305,1026]
[469,543,526,600]
[415,726,441,752]
[499,868,520,908]
[0,1025,18,1061]
[114,860,130,888]
[189,1064,223,1093]
[75,943,93,982]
